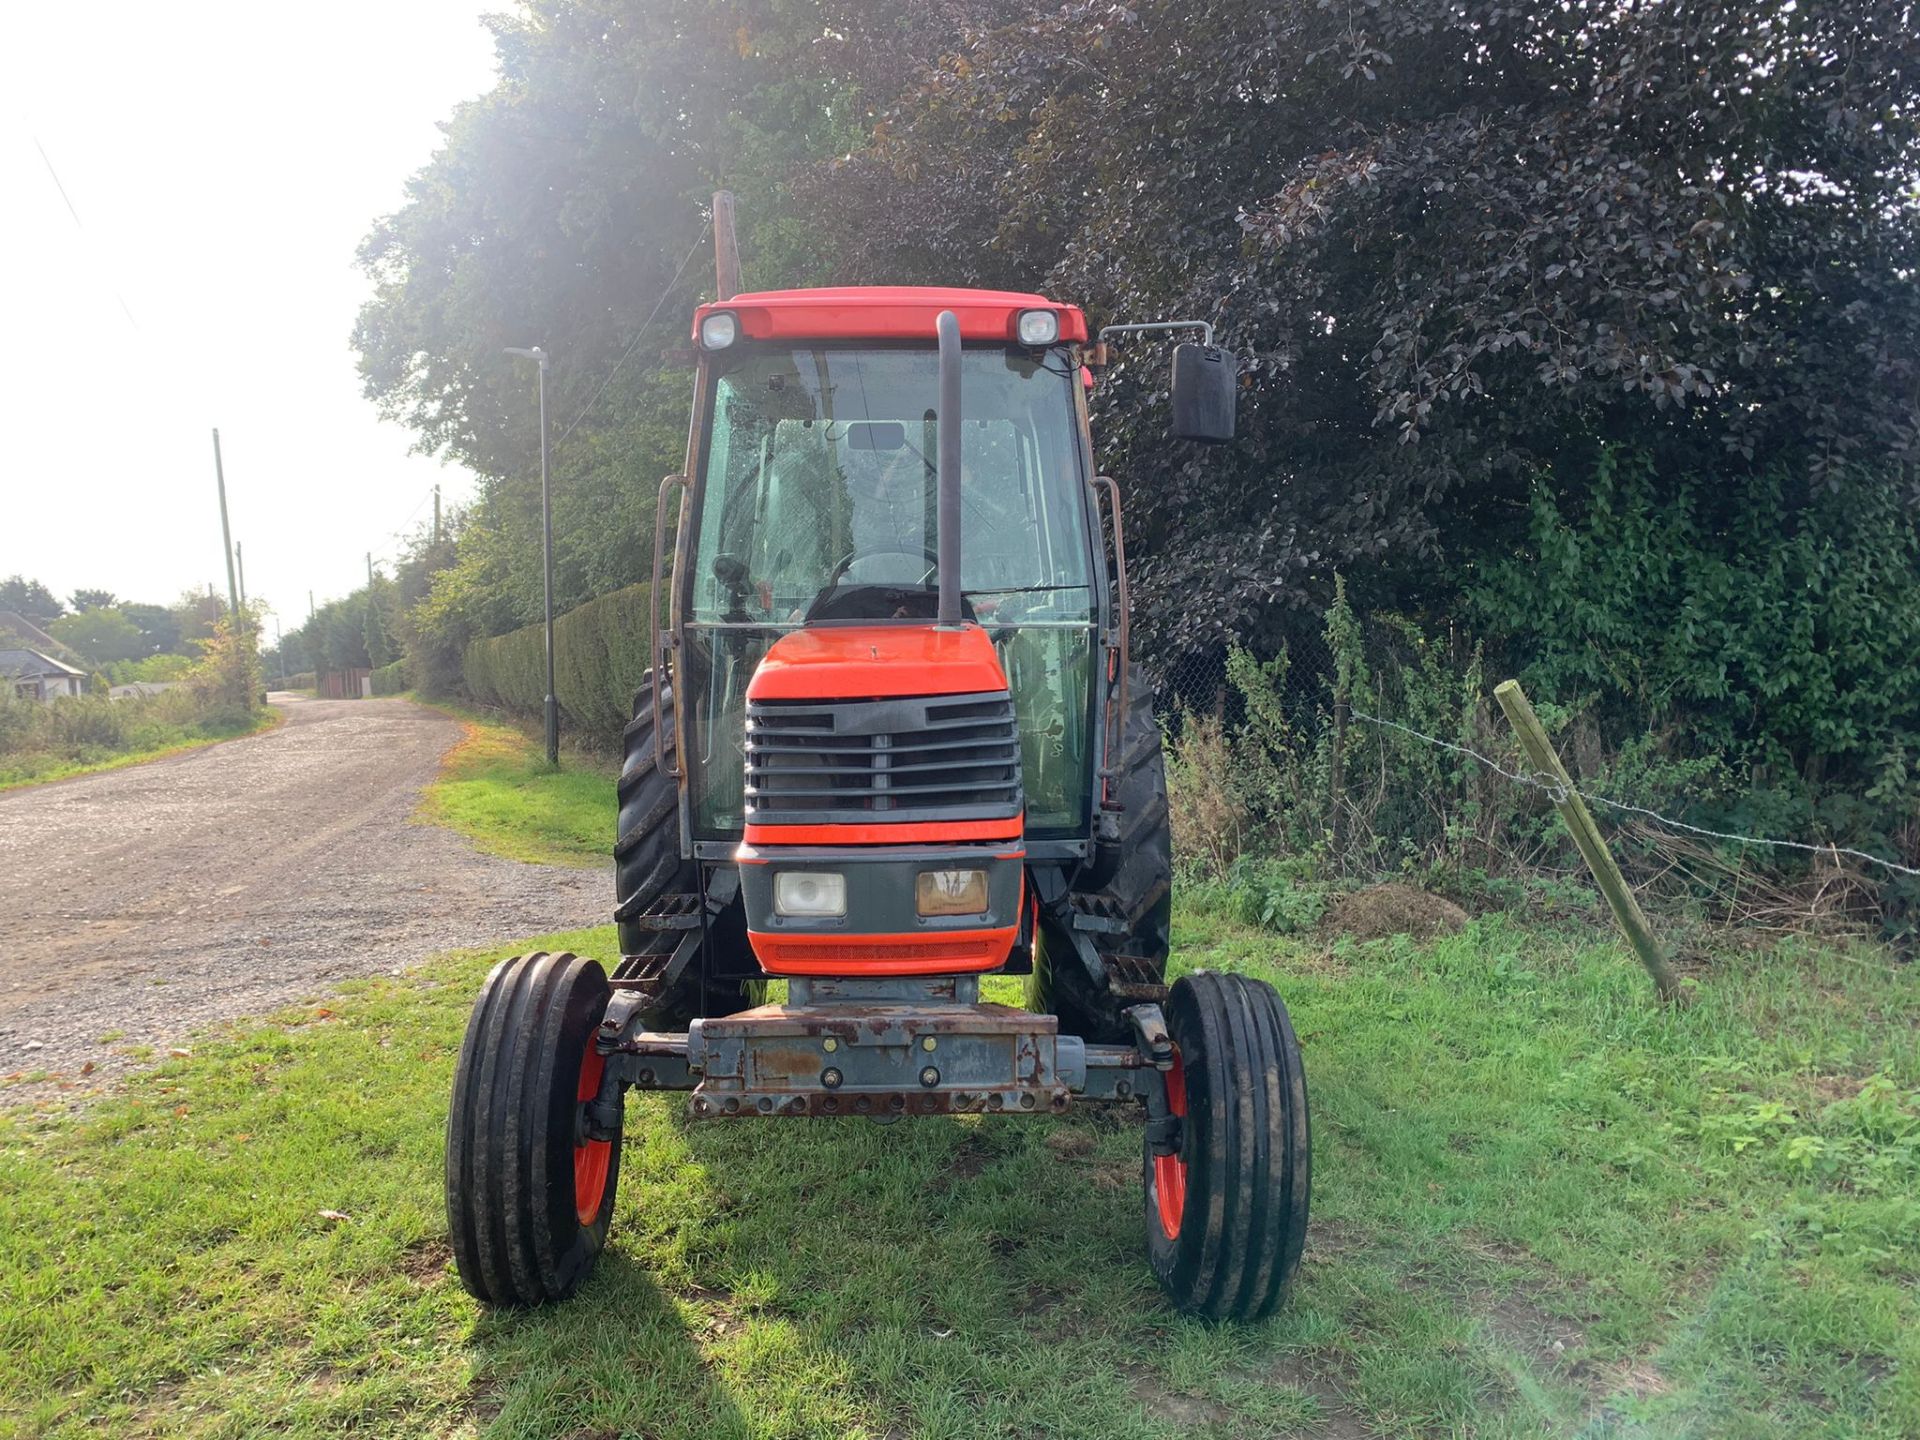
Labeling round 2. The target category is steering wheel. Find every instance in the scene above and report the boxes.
[824,546,940,589]
[806,546,949,623]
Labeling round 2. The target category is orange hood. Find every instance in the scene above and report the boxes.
[745,624,1008,702]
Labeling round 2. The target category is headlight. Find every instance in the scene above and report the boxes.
[699,311,739,350]
[774,870,845,917]
[1015,308,1060,346]
[916,869,989,917]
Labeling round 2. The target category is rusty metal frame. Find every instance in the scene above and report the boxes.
[593,974,1170,1122]
[650,472,691,780]
[1092,475,1131,810]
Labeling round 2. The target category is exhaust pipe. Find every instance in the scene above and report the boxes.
[936,310,962,627]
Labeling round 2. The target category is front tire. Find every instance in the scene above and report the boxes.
[446,951,621,1306]
[1145,971,1310,1320]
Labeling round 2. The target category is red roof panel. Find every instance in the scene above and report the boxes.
[692,286,1089,344]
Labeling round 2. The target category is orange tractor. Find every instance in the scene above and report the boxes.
[446,218,1310,1320]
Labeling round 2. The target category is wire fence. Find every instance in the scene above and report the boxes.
[1144,604,1918,942]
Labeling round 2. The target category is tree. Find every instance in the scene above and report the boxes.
[120,603,185,657]
[49,608,144,667]
[69,588,117,612]
[0,575,64,625]
[805,0,1920,655]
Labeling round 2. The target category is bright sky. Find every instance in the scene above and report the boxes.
[2,2,499,627]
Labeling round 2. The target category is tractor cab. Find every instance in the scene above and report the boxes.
[445,255,1309,1324]
[673,289,1105,979]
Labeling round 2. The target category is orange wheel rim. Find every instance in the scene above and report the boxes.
[1153,1048,1188,1240]
[574,1045,611,1224]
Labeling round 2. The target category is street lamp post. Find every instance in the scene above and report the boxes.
[506,345,558,766]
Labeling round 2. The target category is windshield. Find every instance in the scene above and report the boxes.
[681,343,1099,839]
[689,346,1093,625]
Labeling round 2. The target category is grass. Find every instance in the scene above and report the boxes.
[412,701,614,868]
[2,910,1915,1438]
[0,707,279,792]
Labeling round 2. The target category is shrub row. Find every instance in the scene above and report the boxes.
[283,671,316,691]
[463,582,654,739]
[370,660,410,696]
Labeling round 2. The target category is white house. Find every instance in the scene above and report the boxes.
[1,649,87,702]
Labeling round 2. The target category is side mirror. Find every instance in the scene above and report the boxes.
[1169,343,1237,444]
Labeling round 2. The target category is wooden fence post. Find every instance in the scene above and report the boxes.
[1493,679,1684,1004]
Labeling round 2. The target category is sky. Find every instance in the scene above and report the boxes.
[2,2,500,627]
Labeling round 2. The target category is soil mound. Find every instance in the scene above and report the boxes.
[1321,883,1468,941]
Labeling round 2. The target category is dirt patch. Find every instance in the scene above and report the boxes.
[1482,1291,1592,1380]
[398,1237,452,1285]
[1263,1354,1372,1440]
[1044,1127,1097,1160]
[1119,1363,1232,1428]
[1321,884,1468,942]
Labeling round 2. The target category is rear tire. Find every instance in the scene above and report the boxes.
[1144,971,1310,1320]
[446,951,620,1307]
[614,674,759,1028]
[1029,667,1172,1041]
[615,674,685,961]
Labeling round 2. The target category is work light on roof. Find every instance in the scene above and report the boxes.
[1015,308,1060,346]
[699,311,738,350]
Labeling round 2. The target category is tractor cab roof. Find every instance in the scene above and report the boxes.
[691,286,1090,346]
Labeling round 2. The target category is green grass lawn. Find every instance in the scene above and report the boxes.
[412,703,614,867]
[0,707,280,792]
[3,910,1914,1438]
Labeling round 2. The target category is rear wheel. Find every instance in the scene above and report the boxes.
[446,951,621,1307]
[614,674,759,1028]
[1030,667,1172,1041]
[1145,971,1310,1320]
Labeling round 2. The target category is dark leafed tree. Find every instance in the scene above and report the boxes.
[69,588,117,612]
[802,0,1920,658]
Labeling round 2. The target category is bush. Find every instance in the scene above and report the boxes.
[187,616,262,722]
[370,659,410,696]
[463,582,654,740]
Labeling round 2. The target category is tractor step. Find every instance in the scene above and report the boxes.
[1101,950,1170,1002]
[1067,891,1131,935]
[615,891,702,930]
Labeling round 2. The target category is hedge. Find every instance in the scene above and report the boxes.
[370,660,411,696]
[282,672,316,691]
[463,582,654,738]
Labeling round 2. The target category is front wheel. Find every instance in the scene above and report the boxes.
[1145,971,1310,1320]
[446,951,622,1306]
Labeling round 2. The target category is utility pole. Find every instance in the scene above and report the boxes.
[433,484,441,546]
[506,344,558,765]
[211,429,240,623]
[308,590,315,621]
[713,190,741,300]
[367,552,375,590]
[235,541,247,610]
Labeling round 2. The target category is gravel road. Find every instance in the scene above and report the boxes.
[0,695,609,1098]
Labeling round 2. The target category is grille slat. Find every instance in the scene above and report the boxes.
[745,689,1023,824]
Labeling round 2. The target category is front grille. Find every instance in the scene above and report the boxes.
[745,690,1022,825]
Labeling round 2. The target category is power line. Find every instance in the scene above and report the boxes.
[552,222,711,450]
[29,129,139,330]
[1353,710,1920,879]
